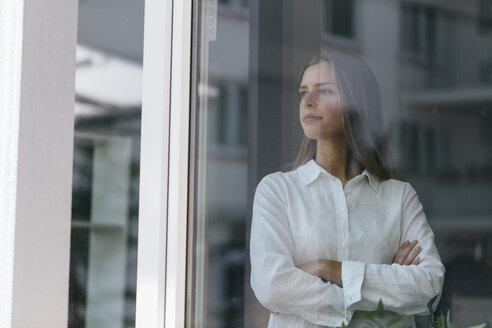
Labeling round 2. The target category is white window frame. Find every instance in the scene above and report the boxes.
[136,0,193,327]
[1,0,193,326]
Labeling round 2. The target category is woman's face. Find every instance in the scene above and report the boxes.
[299,61,344,140]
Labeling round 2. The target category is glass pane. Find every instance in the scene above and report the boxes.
[68,0,144,326]
[189,0,492,327]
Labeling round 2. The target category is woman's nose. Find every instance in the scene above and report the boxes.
[303,92,317,108]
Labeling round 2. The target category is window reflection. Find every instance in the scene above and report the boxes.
[209,83,248,148]
[68,0,143,324]
[321,0,355,39]
[401,2,437,62]
[479,0,492,34]
[69,46,141,328]
[190,0,492,327]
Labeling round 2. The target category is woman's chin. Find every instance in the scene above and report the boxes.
[303,133,320,141]
[303,132,343,141]
[302,129,325,140]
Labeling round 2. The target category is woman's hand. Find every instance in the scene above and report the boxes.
[392,240,422,265]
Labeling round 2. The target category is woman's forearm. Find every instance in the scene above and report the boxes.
[298,240,423,288]
[298,259,343,287]
[319,260,343,287]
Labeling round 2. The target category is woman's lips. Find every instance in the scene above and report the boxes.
[303,115,322,122]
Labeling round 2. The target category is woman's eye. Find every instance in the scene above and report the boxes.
[320,89,334,95]
[299,91,307,97]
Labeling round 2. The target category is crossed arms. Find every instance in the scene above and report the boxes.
[250,177,445,326]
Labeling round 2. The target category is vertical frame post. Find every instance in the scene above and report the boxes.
[167,0,193,326]
[136,0,192,326]
[135,0,173,325]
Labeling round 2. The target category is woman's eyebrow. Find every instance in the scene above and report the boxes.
[299,82,337,89]
[316,82,336,86]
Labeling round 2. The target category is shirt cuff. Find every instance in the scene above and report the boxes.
[341,261,365,315]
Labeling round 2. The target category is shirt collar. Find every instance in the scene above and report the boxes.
[297,159,380,192]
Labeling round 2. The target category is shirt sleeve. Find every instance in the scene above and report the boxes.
[250,175,351,327]
[341,182,446,315]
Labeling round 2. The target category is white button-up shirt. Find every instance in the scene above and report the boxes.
[250,159,445,327]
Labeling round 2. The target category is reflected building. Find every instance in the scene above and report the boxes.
[69,46,141,328]
[68,0,144,326]
[396,1,492,322]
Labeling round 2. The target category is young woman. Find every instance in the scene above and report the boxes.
[250,51,445,327]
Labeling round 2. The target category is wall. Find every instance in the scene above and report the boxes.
[0,0,78,326]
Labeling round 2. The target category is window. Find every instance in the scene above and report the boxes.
[480,61,492,84]
[479,0,492,34]
[401,2,437,61]
[142,0,492,326]
[321,0,355,40]
[218,0,249,12]
[208,83,248,149]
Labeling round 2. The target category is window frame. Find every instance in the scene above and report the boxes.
[135,0,193,327]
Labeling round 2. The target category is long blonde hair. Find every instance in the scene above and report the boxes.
[286,50,396,180]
